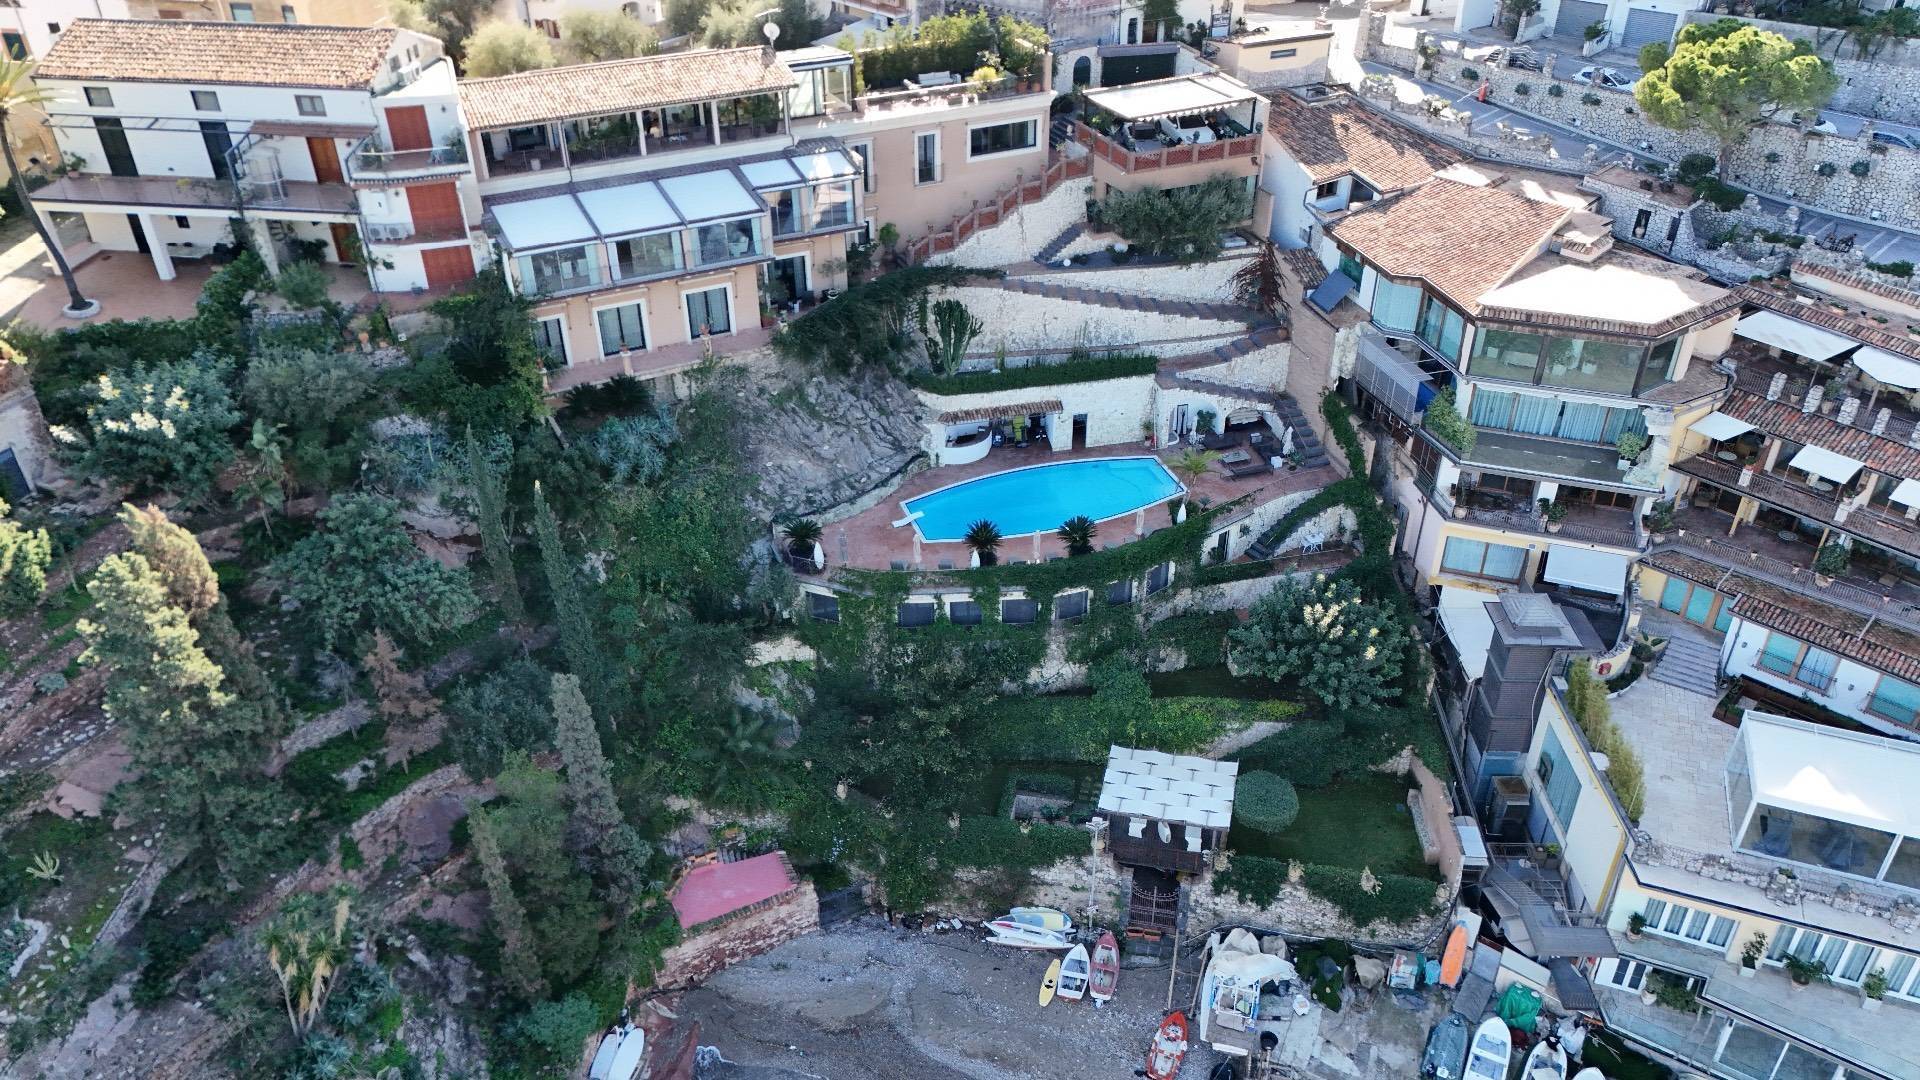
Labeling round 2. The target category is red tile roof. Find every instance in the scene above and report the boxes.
[1263,91,1458,190]
[458,47,796,131]
[35,19,399,90]
[1326,178,1567,312]
[671,852,799,930]
[1718,388,1920,478]
[1737,285,1920,362]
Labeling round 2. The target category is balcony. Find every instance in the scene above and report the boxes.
[346,141,468,182]
[1456,429,1663,493]
[1672,451,1920,555]
[1072,119,1260,174]
[30,172,356,217]
[360,219,468,245]
[1454,492,1643,550]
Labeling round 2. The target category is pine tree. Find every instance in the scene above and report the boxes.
[466,431,525,624]
[364,629,443,768]
[533,482,614,725]
[81,553,284,876]
[120,503,287,740]
[550,674,652,902]
[468,805,548,1000]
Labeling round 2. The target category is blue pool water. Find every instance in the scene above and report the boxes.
[903,457,1184,542]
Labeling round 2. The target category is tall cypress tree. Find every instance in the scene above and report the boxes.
[465,432,525,624]
[468,806,548,1001]
[532,482,614,726]
[550,674,651,903]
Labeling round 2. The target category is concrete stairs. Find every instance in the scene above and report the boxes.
[1032,224,1084,266]
[990,277,1280,327]
[1648,633,1722,698]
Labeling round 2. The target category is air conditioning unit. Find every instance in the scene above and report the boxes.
[1490,775,1532,837]
[365,222,412,243]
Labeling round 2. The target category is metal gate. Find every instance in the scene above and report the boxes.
[1619,7,1677,50]
[1553,0,1607,39]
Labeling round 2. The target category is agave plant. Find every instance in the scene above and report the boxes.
[964,519,1003,566]
[25,851,60,883]
[1057,515,1097,557]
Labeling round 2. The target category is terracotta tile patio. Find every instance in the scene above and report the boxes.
[811,441,1339,572]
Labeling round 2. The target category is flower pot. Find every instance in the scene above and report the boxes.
[1862,996,1883,1011]
[1618,457,1632,470]
[1546,521,1563,533]
[1640,988,1657,1005]
[1739,964,1757,978]
[1452,506,1468,519]
[1814,573,1834,587]
[1790,978,1810,993]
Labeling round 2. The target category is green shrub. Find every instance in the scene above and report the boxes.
[907,352,1159,394]
[275,262,332,309]
[1422,387,1475,453]
[1299,864,1440,927]
[0,501,52,615]
[1850,160,1871,178]
[56,351,243,499]
[1233,771,1299,833]
[1099,175,1253,264]
[1216,853,1288,907]
[1868,259,1915,278]
[949,816,1087,869]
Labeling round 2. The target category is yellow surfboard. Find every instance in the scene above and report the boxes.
[1039,957,1061,1007]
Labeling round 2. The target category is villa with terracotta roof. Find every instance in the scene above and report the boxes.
[1259,85,1459,249]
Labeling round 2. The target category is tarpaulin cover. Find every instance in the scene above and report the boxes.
[1497,982,1542,1030]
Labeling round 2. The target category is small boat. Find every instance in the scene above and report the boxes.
[1145,1011,1189,1080]
[1523,1037,1568,1080]
[984,919,1071,950]
[1464,1017,1511,1080]
[587,1023,646,1080]
[1008,906,1075,935]
[1089,931,1120,1003]
[1572,1070,1607,1080]
[1421,1013,1470,1079]
[1057,943,1090,1001]
[1039,957,1062,1007]
[1439,923,1469,988]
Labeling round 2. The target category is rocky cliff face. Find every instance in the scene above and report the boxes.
[717,351,928,520]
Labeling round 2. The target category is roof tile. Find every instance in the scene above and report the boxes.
[458,47,797,131]
[1264,91,1458,190]
[1326,178,1567,312]
[35,18,398,90]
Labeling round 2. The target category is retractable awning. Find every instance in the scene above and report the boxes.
[1853,345,1920,391]
[1734,310,1858,362]
[1438,586,1498,678]
[1690,410,1756,442]
[1891,477,1920,510]
[1544,546,1630,595]
[1788,443,1866,485]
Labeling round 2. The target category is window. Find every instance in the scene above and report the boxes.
[1440,536,1527,581]
[1337,252,1362,283]
[609,231,680,280]
[45,21,57,34]
[2,31,25,60]
[808,180,854,230]
[1869,676,1920,727]
[1106,579,1135,605]
[83,86,112,107]
[685,285,730,337]
[1597,958,1648,991]
[915,131,939,184]
[1054,589,1089,621]
[280,3,295,20]
[1659,577,1732,632]
[229,2,254,19]
[764,188,802,235]
[1145,561,1172,596]
[1370,278,1422,333]
[173,215,190,228]
[715,94,781,142]
[1536,729,1581,831]
[1640,899,1737,949]
[949,599,983,625]
[192,90,220,111]
[1000,597,1038,624]
[1794,646,1838,692]
[1268,47,1298,58]
[595,303,647,356]
[295,95,325,117]
[1632,207,1651,239]
[1467,387,1645,445]
[1417,293,1465,360]
[969,119,1038,158]
[847,140,874,193]
[897,600,935,627]
[692,217,760,264]
[1768,926,1888,987]
[532,316,568,369]
[1757,631,1801,678]
[512,245,600,295]
[807,591,839,623]
[1313,179,1340,200]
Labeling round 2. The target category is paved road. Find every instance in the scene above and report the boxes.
[1356,61,1920,265]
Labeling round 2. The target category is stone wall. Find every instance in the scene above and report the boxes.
[1183,863,1452,947]
[1200,487,1318,564]
[1179,342,1292,396]
[657,880,821,988]
[1030,252,1256,303]
[940,285,1249,353]
[1581,172,1798,281]
[1680,10,1920,122]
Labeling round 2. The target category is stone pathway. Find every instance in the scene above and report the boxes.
[988,277,1280,328]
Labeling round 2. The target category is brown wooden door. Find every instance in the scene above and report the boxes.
[307,136,343,183]
[385,105,431,152]
[408,182,464,237]
[330,223,357,265]
[421,245,475,289]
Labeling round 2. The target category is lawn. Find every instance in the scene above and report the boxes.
[1146,665,1290,700]
[1227,774,1436,880]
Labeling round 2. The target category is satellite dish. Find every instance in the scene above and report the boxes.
[763,19,780,45]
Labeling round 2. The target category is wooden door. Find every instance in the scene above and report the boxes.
[330,223,357,265]
[307,136,343,183]
[385,105,431,152]
[421,245,475,289]
[407,182,463,236]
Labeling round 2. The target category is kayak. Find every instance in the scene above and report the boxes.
[1039,957,1061,1007]
[1439,923,1468,988]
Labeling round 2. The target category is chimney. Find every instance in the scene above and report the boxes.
[1803,382,1824,414]
[1873,408,1891,435]
[1837,396,1861,426]
[1767,372,1788,401]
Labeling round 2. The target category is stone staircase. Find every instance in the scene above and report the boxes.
[1647,632,1722,698]
[991,277,1281,327]
[1032,223,1084,266]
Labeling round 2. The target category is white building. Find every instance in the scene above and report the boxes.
[1454,0,1703,52]
[29,18,478,292]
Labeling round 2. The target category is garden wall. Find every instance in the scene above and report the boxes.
[926,174,1096,268]
[1025,255,1255,303]
[1184,864,1451,946]
[938,285,1250,353]
[1679,11,1920,122]
[914,372,1157,452]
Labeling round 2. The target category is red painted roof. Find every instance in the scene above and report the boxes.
[670,852,797,929]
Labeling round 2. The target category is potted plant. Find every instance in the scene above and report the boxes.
[1627,912,1647,941]
[1740,931,1766,977]
[782,519,824,570]
[1814,541,1851,586]
[1544,501,1569,533]
[1195,408,1218,437]
[1646,499,1675,543]
[1616,430,1648,469]
[1141,417,1157,448]
[1863,968,1889,1010]
[964,519,1003,567]
[1784,953,1829,991]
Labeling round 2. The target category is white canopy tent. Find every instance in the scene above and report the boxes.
[1890,477,1920,510]
[1787,444,1866,485]
[1690,410,1756,442]
[1734,310,1859,362]
[1852,345,1920,391]
[1082,72,1260,122]
[1438,586,1498,678]
[1734,712,1920,852]
[1543,545,1631,596]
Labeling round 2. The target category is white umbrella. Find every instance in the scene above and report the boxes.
[969,549,982,568]
[811,540,825,571]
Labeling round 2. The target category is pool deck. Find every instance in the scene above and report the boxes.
[816,442,1338,571]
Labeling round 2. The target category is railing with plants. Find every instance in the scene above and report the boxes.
[1655,529,1920,637]
[1071,121,1260,173]
[905,154,1090,264]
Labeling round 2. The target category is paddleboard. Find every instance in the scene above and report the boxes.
[1039,957,1061,1007]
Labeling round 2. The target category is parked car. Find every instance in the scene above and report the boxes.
[1791,111,1840,134]
[1574,66,1636,92]
[1872,130,1918,150]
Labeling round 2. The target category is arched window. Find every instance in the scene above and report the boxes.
[1072,56,1092,86]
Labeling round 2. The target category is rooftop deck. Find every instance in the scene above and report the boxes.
[1456,429,1663,492]
[32,172,358,217]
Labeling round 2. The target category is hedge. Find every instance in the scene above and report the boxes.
[994,695,1298,762]
[950,816,1088,869]
[908,351,1160,395]
[1214,856,1441,928]
[1232,772,1299,833]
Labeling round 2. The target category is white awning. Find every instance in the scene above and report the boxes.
[1733,309,1858,362]
[1890,477,1920,510]
[1740,711,1920,839]
[1438,586,1498,678]
[740,158,803,188]
[1690,410,1756,442]
[576,180,679,237]
[1544,545,1630,595]
[1082,72,1260,122]
[793,148,858,182]
[659,168,760,222]
[491,193,595,250]
[1852,345,1920,391]
[1788,443,1866,485]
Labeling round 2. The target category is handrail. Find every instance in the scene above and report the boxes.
[1071,120,1259,172]
[1652,529,1920,636]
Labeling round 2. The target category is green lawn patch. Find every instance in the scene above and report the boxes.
[906,352,1159,395]
[1147,665,1289,700]
[1228,774,1434,879]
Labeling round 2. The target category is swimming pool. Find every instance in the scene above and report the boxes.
[902,457,1184,543]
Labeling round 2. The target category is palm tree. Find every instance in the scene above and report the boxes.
[260,887,354,1037]
[781,518,823,564]
[963,518,1002,567]
[1057,515,1097,556]
[1169,448,1221,515]
[690,709,791,800]
[0,59,94,317]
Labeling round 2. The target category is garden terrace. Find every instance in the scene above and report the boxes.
[1075,73,1264,176]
